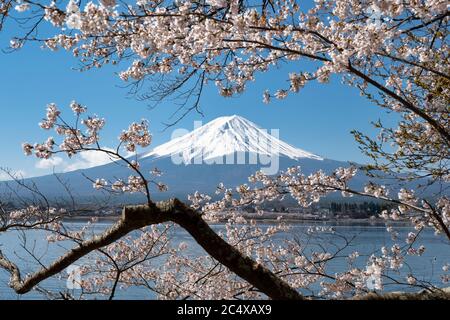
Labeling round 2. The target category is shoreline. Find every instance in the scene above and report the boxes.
[61,215,409,226]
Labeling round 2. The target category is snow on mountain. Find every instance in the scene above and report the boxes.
[0,114,441,207]
[141,115,323,163]
[2,115,357,202]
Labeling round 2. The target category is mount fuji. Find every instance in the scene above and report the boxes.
[142,115,323,163]
[1,115,369,204]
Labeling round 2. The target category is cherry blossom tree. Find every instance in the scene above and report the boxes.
[0,0,448,299]
[0,100,447,300]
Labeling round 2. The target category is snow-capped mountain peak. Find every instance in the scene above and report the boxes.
[141,115,323,163]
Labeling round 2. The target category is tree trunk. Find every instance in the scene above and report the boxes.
[0,199,303,300]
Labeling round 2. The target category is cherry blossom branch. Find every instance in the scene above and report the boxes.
[202,167,449,243]
[346,63,450,146]
[0,199,303,300]
[423,199,450,241]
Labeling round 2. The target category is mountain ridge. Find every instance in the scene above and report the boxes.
[140,115,323,163]
[1,115,434,205]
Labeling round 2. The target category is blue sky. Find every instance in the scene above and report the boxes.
[0,22,398,179]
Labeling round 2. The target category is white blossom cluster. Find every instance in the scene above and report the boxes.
[21,102,167,197]
[119,120,152,152]
[6,0,447,112]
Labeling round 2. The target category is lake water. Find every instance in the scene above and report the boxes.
[0,221,449,299]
